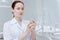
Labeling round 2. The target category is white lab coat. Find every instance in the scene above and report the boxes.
[3,18,32,40]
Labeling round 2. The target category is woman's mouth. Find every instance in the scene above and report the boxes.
[20,13,23,15]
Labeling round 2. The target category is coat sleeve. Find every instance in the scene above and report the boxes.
[3,23,19,40]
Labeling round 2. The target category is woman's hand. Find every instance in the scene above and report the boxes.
[26,18,36,34]
[19,18,36,40]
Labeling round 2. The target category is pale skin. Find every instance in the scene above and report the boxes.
[12,2,36,40]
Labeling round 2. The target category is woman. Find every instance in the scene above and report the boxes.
[3,1,36,40]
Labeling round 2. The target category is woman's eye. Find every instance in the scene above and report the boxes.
[17,7,24,10]
[17,8,20,10]
[22,8,24,10]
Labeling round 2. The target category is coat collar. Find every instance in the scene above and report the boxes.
[10,17,17,24]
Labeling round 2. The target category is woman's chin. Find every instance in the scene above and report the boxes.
[18,16,22,18]
[16,15,23,18]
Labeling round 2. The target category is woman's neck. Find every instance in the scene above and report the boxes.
[15,17,22,26]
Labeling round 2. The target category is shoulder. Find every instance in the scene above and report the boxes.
[4,18,16,26]
[4,20,12,25]
[3,20,13,31]
[3,19,14,28]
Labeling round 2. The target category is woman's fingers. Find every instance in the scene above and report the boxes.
[27,18,36,32]
[29,18,36,27]
[29,23,36,30]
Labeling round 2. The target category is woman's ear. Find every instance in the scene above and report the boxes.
[11,8,15,17]
[12,8,14,13]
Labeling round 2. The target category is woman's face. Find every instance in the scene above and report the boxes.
[12,3,24,18]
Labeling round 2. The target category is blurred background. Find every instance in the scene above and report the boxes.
[0,0,60,40]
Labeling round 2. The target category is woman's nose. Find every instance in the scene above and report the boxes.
[20,9,23,12]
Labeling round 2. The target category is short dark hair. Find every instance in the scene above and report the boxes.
[11,1,24,9]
